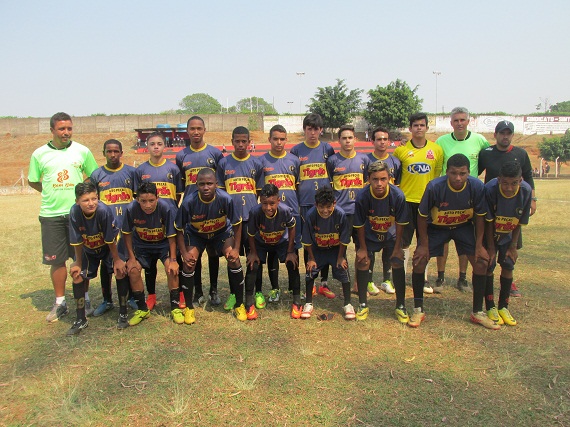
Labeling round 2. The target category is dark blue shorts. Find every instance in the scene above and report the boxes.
[254,240,289,264]
[488,240,516,272]
[81,247,114,280]
[355,236,395,254]
[134,245,170,270]
[427,224,475,258]
[402,202,419,247]
[306,247,350,283]
[186,229,234,257]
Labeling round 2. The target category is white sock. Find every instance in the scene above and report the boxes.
[403,248,410,275]
[84,292,90,302]
[55,296,65,305]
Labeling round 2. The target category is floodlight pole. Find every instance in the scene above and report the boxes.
[433,71,441,115]
[296,72,305,114]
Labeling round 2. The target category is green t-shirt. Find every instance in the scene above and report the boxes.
[436,131,489,177]
[28,141,98,217]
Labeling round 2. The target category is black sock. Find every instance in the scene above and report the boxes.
[180,271,195,309]
[255,264,263,293]
[341,282,351,306]
[245,262,259,307]
[145,260,157,295]
[208,253,219,293]
[73,280,87,320]
[100,263,112,302]
[459,272,467,281]
[498,276,512,309]
[320,264,330,282]
[412,272,425,310]
[438,270,445,280]
[305,277,314,304]
[381,249,391,281]
[169,288,180,310]
[356,269,368,306]
[368,254,376,283]
[268,252,279,289]
[229,266,244,306]
[194,258,204,297]
[485,275,495,311]
[472,274,486,313]
[393,267,406,308]
[116,277,129,315]
[286,260,301,305]
[133,290,148,311]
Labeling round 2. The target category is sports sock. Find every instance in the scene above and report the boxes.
[368,254,376,283]
[100,263,112,302]
[180,270,195,309]
[56,296,65,305]
[255,264,263,293]
[133,290,148,311]
[437,270,445,280]
[267,252,279,289]
[116,277,129,315]
[381,248,391,281]
[286,260,301,304]
[228,266,244,306]
[320,264,329,282]
[412,272,424,310]
[245,262,259,307]
[393,267,406,307]
[169,288,180,310]
[472,274,486,313]
[459,272,467,281]
[145,260,157,295]
[403,248,410,275]
[356,269,368,306]
[194,257,204,297]
[341,282,351,306]
[485,275,495,310]
[498,276,512,309]
[208,253,219,293]
[84,291,90,302]
[73,280,86,320]
[305,278,315,304]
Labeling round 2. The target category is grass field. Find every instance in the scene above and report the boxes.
[0,180,569,426]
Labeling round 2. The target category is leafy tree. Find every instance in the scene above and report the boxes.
[307,79,363,134]
[364,79,423,129]
[550,100,570,113]
[538,129,570,162]
[178,93,221,114]
[235,97,277,114]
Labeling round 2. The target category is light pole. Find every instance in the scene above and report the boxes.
[433,71,441,115]
[287,101,294,114]
[296,72,305,114]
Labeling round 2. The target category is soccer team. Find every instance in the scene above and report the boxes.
[28,110,536,335]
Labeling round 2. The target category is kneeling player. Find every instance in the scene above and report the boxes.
[245,184,300,319]
[176,168,246,322]
[68,182,128,335]
[412,154,496,329]
[122,181,180,326]
[354,161,409,321]
[484,161,532,326]
[301,187,353,319]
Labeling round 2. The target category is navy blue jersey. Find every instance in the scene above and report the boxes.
[175,188,241,239]
[247,203,295,246]
[216,154,263,221]
[367,153,401,185]
[354,184,409,243]
[418,176,487,227]
[69,203,119,254]
[259,152,300,214]
[485,178,532,245]
[175,144,223,195]
[122,198,177,250]
[90,163,136,227]
[135,159,182,207]
[326,152,370,215]
[302,205,350,249]
[290,141,335,207]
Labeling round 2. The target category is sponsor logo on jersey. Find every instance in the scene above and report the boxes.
[193,217,227,234]
[431,208,473,226]
[495,216,519,233]
[407,163,432,174]
[300,163,327,180]
[226,177,256,194]
[83,233,106,250]
[101,188,133,204]
[141,174,151,180]
[98,181,111,188]
[155,182,175,198]
[315,233,340,248]
[266,174,295,190]
[136,226,165,242]
[224,169,236,175]
[333,173,364,190]
[369,216,393,232]
[260,230,285,244]
[426,150,435,160]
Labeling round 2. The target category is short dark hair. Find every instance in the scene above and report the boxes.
[50,112,72,128]
[269,124,287,138]
[408,113,428,127]
[232,126,250,139]
[146,131,165,142]
[500,161,522,178]
[337,124,355,139]
[187,115,205,127]
[260,183,279,198]
[75,181,97,198]
[137,181,157,197]
[103,139,122,151]
[368,160,390,175]
[372,126,390,140]
[196,167,216,181]
[303,113,323,130]
[314,186,335,205]
[447,153,470,170]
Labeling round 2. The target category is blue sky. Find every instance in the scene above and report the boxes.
[1,0,568,118]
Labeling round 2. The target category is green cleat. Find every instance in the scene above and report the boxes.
[128,309,150,326]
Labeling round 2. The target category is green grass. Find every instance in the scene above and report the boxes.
[1,180,569,426]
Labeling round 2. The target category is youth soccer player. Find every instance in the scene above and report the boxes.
[176,168,246,323]
[301,187,353,320]
[353,161,409,322]
[483,161,532,326]
[412,153,497,329]
[122,181,180,326]
[89,139,136,316]
[245,184,299,319]
[68,182,128,335]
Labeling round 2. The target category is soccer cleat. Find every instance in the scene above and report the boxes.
[471,311,501,330]
[498,307,517,326]
[433,278,445,294]
[66,318,89,336]
[301,303,314,319]
[183,307,196,325]
[312,284,317,296]
[93,300,114,317]
[291,303,302,319]
[193,294,206,305]
[268,289,281,303]
[408,308,426,328]
[117,314,129,329]
[487,307,504,325]
[234,304,247,321]
[246,304,258,320]
[510,282,522,297]
[146,294,157,311]
[319,286,336,299]
[367,282,380,296]
[395,306,410,324]
[343,303,356,320]
[224,293,236,310]
[128,297,138,310]
[128,309,150,326]
[179,291,186,309]
[356,305,369,321]
[209,291,221,306]
[85,301,94,317]
[456,278,470,292]
[255,292,266,309]
[380,280,395,294]
[171,308,185,324]
[423,283,434,294]
[46,302,69,323]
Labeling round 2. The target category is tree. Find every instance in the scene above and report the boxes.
[538,129,570,162]
[550,100,570,113]
[178,93,222,114]
[307,79,363,134]
[234,97,278,114]
[364,79,423,129]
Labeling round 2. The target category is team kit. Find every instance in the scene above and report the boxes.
[29,110,535,336]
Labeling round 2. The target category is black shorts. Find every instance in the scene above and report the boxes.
[135,245,170,270]
[305,247,350,283]
[402,202,419,247]
[427,224,476,258]
[81,248,114,280]
[254,240,289,264]
[186,229,234,257]
[488,241,516,272]
[39,215,74,265]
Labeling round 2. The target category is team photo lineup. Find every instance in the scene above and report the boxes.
[28,109,537,336]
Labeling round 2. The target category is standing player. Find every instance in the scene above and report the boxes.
[290,113,335,297]
[89,139,136,316]
[28,112,99,323]
[393,113,444,293]
[435,107,490,293]
[412,154,497,329]
[175,116,224,303]
[353,161,409,322]
[68,182,128,334]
